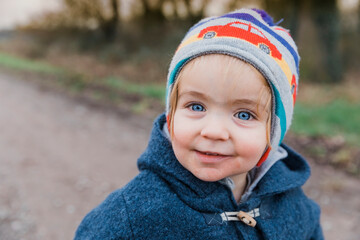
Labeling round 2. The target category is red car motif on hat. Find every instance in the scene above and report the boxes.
[198,21,282,60]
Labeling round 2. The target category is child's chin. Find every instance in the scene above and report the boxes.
[192,169,224,182]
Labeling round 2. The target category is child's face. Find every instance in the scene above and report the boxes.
[171,55,270,182]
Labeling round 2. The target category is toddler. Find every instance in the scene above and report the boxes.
[75,8,323,240]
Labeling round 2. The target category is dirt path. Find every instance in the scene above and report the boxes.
[0,70,359,240]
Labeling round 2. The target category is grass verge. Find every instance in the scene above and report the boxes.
[0,51,165,104]
[0,52,63,74]
[104,77,165,101]
[292,100,360,146]
[289,100,360,175]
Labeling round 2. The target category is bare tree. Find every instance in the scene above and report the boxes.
[140,0,167,22]
[103,0,120,40]
[59,0,120,40]
[358,1,360,33]
[182,0,210,22]
[310,0,342,82]
[137,0,213,23]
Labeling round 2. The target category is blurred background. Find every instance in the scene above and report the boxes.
[0,0,359,239]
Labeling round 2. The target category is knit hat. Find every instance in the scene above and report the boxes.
[166,8,300,166]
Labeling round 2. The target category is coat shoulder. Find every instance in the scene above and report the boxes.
[74,186,133,239]
[74,171,177,240]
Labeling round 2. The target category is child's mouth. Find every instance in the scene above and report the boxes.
[204,152,220,156]
[195,150,231,163]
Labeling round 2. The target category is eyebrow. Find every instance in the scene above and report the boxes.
[178,90,207,100]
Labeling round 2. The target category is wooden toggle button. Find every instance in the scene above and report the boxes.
[237,211,257,227]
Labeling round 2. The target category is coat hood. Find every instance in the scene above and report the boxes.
[137,114,310,211]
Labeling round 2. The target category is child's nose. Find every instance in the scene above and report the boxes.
[200,115,229,140]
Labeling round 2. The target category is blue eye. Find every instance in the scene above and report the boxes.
[191,104,205,112]
[236,111,251,120]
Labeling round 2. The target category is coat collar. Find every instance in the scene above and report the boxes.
[251,144,310,198]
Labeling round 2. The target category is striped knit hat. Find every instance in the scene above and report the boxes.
[166,8,300,165]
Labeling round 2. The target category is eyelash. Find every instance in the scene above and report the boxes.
[186,103,205,112]
[234,111,255,121]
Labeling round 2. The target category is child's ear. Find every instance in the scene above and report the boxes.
[256,147,271,167]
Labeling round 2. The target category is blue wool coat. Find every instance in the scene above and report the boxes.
[75,114,323,240]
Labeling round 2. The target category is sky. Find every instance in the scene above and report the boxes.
[0,0,60,30]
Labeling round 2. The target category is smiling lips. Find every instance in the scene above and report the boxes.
[195,150,232,163]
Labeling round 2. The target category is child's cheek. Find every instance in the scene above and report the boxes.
[172,111,198,144]
[234,128,267,161]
